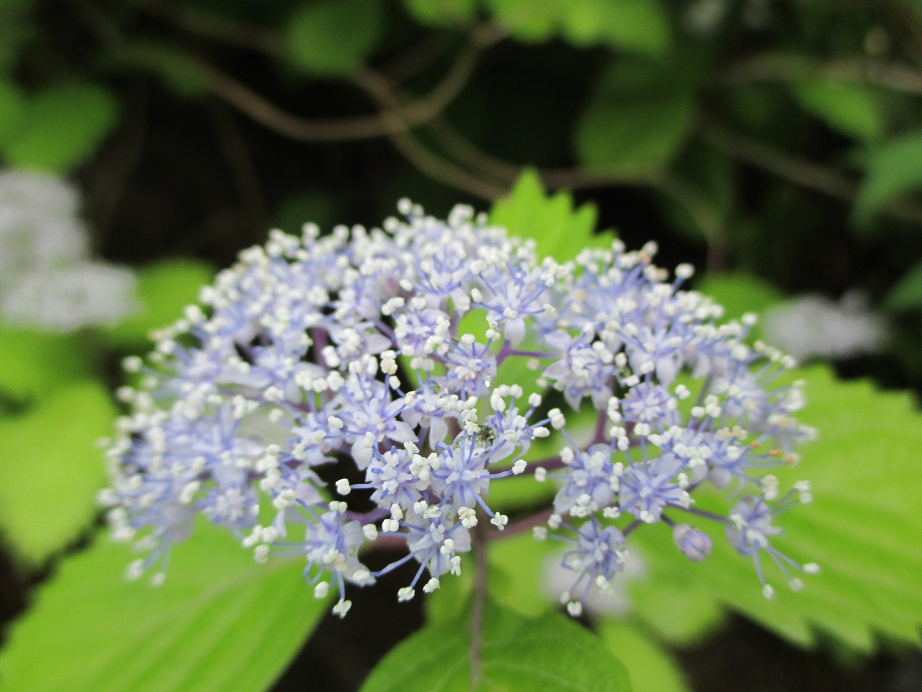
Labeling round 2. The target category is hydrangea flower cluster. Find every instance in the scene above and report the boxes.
[102,201,817,617]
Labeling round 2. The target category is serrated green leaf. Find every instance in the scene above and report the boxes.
[489,169,611,262]
[597,620,690,692]
[284,0,383,76]
[402,0,477,26]
[1,82,119,172]
[0,521,328,691]
[0,325,92,401]
[362,601,632,691]
[575,62,697,175]
[884,260,922,311]
[103,259,213,347]
[792,80,886,143]
[626,365,922,651]
[0,381,114,563]
[854,131,922,226]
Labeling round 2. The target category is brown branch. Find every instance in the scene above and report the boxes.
[719,54,922,94]
[698,120,922,226]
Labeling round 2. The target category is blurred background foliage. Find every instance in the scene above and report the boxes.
[2,0,922,690]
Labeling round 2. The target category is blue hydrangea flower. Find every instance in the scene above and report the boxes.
[103,201,817,617]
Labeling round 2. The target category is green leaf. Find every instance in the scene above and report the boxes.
[597,620,690,692]
[627,365,922,651]
[402,0,477,26]
[854,131,922,226]
[0,326,92,401]
[0,78,26,149]
[483,0,669,56]
[489,169,612,262]
[565,0,670,57]
[574,61,697,175]
[362,601,632,691]
[103,259,213,347]
[0,381,114,563]
[792,80,886,143]
[1,82,119,172]
[884,260,922,311]
[284,0,383,76]
[0,521,328,691]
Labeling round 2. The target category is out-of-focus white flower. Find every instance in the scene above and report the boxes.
[1,263,137,331]
[0,170,137,331]
[762,292,886,361]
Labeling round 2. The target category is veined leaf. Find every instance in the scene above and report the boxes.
[0,521,328,691]
[627,365,922,651]
[362,600,632,691]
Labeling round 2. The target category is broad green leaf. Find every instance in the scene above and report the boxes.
[0,381,114,563]
[884,260,922,311]
[792,80,886,143]
[0,521,328,691]
[103,259,213,347]
[489,169,612,262]
[284,0,383,76]
[362,601,632,691]
[0,79,26,148]
[1,82,119,172]
[854,131,922,226]
[627,366,922,651]
[0,326,92,401]
[575,62,697,175]
[597,620,690,692]
[402,0,477,25]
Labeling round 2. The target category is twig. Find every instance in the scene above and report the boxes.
[698,120,922,225]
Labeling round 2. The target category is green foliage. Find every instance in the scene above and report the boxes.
[0,326,92,401]
[0,79,26,149]
[483,0,669,57]
[489,169,612,261]
[362,601,632,691]
[854,131,922,226]
[402,0,477,26]
[884,260,922,311]
[0,381,114,563]
[627,365,922,651]
[284,0,383,76]
[597,620,690,692]
[0,82,119,172]
[0,521,329,691]
[104,259,213,347]
[575,60,697,175]
[791,80,886,143]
